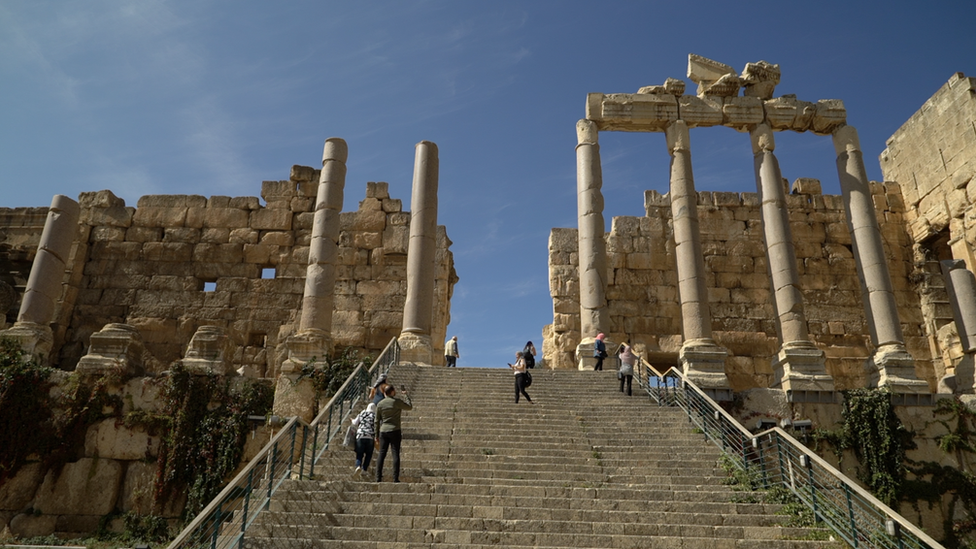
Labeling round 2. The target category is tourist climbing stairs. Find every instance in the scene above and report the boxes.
[240,363,841,549]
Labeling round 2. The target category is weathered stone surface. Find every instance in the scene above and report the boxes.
[0,462,44,511]
[84,419,159,460]
[34,458,123,516]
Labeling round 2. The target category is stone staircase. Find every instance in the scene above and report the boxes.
[244,364,840,549]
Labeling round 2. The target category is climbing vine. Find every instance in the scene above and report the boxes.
[298,346,372,397]
[153,364,273,517]
[0,338,54,483]
[840,387,915,507]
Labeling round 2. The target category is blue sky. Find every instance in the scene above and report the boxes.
[2,1,975,368]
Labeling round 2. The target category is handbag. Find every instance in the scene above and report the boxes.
[342,424,356,447]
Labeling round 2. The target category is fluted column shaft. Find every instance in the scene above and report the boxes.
[575,120,609,337]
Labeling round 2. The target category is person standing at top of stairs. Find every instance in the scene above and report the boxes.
[374,384,412,483]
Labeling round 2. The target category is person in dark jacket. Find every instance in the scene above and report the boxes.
[374,384,413,483]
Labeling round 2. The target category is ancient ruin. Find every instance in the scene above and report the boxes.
[546,56,976,405]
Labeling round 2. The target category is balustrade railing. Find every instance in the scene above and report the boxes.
[165,337,400,549]
[637,360,944,549]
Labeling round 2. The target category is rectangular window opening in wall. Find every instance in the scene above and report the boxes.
[261,267,276,279]
[248,332,267,347]
[202,280,217,292]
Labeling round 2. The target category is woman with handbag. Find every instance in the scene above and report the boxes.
[508,351,533,404]
[351,402,377,477]
[593,333,608,371]
[618,342,635,396]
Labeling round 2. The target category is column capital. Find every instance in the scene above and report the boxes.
[576,119,599,145]
[832,124,861,155]
[749,123,775,154]
[665,120,690,153]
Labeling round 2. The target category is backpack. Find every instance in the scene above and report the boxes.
[523,346,535,368]
[523,371,532,387]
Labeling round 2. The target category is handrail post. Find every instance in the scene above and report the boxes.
[310,424,320,478]
[298,424,308,480]
[238,469,254,549]
[756,438,769,490]
[267,440,277,508]
[288,423,298,477]
[843,483,859,548]
[210,501,222,549]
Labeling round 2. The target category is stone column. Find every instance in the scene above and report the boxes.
[1,194,80,363]
[666,121,729,393]
[833,125,927,393]
[575,119,610,339]
[274,138,347,422]
[280,137,347,374]
[399,141,439,364]
[751,124,833,394]
[940,259,976,393]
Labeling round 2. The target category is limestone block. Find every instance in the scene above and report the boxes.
[290,165,317,183]
[229,228,260,244]
[388,212,410,226]
[243,243,275,264]
[678,95,723,127]
[197,208,250,229]
[349,210,387,233]
[143,242,193,262]
[290,196,313,212]
[80,189,126,209]
[723,97,764,130]
[121,377,164,414]
[82,205,133,228]
[120,461,183,516]
[383,225,410,254]
[91,226,126,242]
[382,198,402,213]
[811,100,847,135]
[84,419,159,460]
[261,231,294,247]
[132,207,187,227]
[353,231,382,250]
[365,181,390,199]
[250,209,293,231]
[34,458,122,515]
[261,180,297,201]
[594,92,678,131]
[9,513,57,538]
[193,243,244,264]
[0,462,44,510]
[199,228,230,243]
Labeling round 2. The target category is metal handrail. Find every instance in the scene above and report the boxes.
[165,337,400,549]
[640,365,945,549]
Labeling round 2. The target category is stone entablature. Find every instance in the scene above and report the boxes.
[545,179,935,392]
[0,169,456,377]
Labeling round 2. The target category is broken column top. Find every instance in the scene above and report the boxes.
[584,53,845,134]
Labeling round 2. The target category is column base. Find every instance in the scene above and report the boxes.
[280,328,332,374]
[0,321,53,364]
[398,332,433,365]
[680,339,731,400]
[181,325,235,376]
[866,343,929,394]
[771,342,835,393]
[272,373,318,423]
[75,323,145,377]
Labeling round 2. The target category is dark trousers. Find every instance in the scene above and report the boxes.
[515,373,532,403]
[445,355,457,367]
[594,356,604,371]
[355,437,374,471]
[375,430,403,482]
[620,374,633,396]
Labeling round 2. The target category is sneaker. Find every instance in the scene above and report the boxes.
[353,466,362,477]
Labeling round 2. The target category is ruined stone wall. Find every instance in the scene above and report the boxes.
[545,180,936,391]
[877,72,976,384]
[881,73,976,261]
[1,168,456,376]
